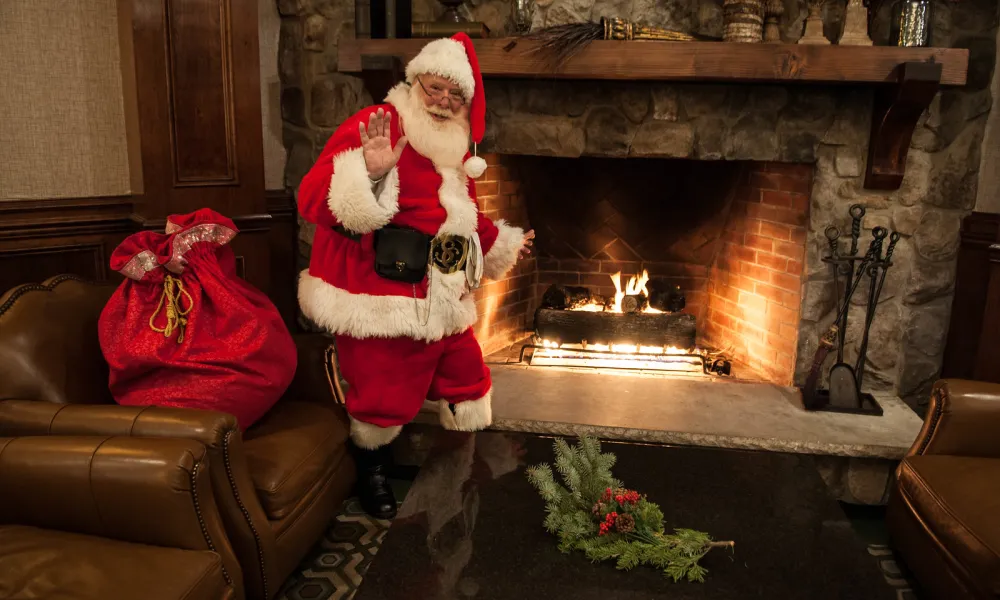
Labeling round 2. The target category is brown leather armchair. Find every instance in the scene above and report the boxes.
[0,275,357,600]
[0,435,242,600]
[887,379,1000,600]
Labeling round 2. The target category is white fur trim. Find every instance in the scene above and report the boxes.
[422,397,493,431]
[298,270,477,342]
[464,155,487,179]
[436,166,479,238]
[328,148,400,234]
[483,220,524,280]
[349,416,402,449]
[451,388,493,431]
[405,38,475,101]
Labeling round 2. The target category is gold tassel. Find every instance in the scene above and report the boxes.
[149,274,194,343]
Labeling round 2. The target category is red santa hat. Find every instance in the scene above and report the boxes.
[405,33,487,179]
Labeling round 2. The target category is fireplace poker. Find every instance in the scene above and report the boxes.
[854,230,899,390]
[827,231,879,332]
[849,204,865,256]
[825,226,840,258]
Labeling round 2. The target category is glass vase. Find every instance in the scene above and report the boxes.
[509,0,535,35]
[890,0,931,47]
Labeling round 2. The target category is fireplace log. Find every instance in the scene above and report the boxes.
[647,279,686,313]
[534,308,696,348]
[541,284,606,310]
[621,294,648,314]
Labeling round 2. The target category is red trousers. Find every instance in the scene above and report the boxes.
[335,328,492,428]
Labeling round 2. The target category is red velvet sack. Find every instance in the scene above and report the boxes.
[98,208,296,430]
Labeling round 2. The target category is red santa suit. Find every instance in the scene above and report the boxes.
[296,34,524,450]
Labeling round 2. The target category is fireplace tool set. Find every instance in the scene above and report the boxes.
[802,203,899,415]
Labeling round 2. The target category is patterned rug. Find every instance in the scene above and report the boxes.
[868,545,919,600]
[278,499,921,600]
[277,498,392,600]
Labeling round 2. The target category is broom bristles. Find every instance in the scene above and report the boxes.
[523,20,720,69]
[524,22,604,69]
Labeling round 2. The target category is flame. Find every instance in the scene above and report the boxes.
[577,269,663,314]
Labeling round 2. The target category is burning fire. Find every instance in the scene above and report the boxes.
[571,270,663,314]
[530,269,725,375]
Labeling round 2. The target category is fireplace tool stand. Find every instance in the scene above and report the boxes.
[800,204,899,416]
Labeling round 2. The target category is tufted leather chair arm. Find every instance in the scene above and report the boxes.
[0,435,244,598]
[0,400,278,600]
[907,379,1000,459]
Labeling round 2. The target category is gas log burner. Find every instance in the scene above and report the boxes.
[524,270,733,377]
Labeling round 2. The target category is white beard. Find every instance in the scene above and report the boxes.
[389,85,470,168]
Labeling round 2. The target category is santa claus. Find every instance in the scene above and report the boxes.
[297,33,534,518]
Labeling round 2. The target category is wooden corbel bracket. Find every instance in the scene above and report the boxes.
[864,61,943,190]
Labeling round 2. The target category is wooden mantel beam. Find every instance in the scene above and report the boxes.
[339,39,968,86]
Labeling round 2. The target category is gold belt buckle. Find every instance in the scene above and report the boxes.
[431,234,469,274]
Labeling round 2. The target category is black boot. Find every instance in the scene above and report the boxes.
[351,443,397,520]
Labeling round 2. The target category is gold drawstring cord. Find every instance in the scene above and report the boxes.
[149,274,194,343]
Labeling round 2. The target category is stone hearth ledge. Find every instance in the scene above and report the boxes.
[481,365,922,461]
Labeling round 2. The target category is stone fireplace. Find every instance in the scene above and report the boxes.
[450,72,986,406]
[279,0,996,414]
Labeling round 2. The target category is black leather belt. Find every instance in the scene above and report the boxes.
[333,225,362,242]
[335,223,471,278]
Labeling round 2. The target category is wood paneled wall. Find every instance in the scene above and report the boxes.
[942,212,1000,383]
[0,0,299,328]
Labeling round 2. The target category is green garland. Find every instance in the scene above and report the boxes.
[526,436,734,582]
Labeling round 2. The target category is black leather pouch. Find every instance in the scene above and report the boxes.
[373,225,432,284]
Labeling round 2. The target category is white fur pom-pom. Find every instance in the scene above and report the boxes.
[464,155,487,179]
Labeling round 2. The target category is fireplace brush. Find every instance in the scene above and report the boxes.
[522,17,722,67]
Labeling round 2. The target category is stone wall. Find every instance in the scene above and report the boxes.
[278,0,999,410]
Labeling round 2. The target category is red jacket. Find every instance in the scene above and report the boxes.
[297,85,523,342]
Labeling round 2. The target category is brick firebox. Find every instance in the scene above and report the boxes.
[703,163,812,385]
[471,154,536,356]
[472,154,812,385]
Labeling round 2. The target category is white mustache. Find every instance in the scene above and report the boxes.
[425,106,453,118]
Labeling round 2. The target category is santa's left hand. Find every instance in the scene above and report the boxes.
[519,229,535,259]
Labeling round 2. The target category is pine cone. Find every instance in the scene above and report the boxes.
[592,502,606,516]
[615,513,635,533]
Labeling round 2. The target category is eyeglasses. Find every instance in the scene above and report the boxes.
[415,76,466,108]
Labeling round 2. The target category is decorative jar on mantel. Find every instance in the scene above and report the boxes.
[723,0,765,43]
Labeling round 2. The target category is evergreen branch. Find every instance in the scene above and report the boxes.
[526,435,734,583]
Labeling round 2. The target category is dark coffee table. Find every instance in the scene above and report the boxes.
[355,430,896,600]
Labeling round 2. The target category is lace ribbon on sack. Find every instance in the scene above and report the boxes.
[118,250,160,281]
[149,274,194,343]
[165,223,237,274]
